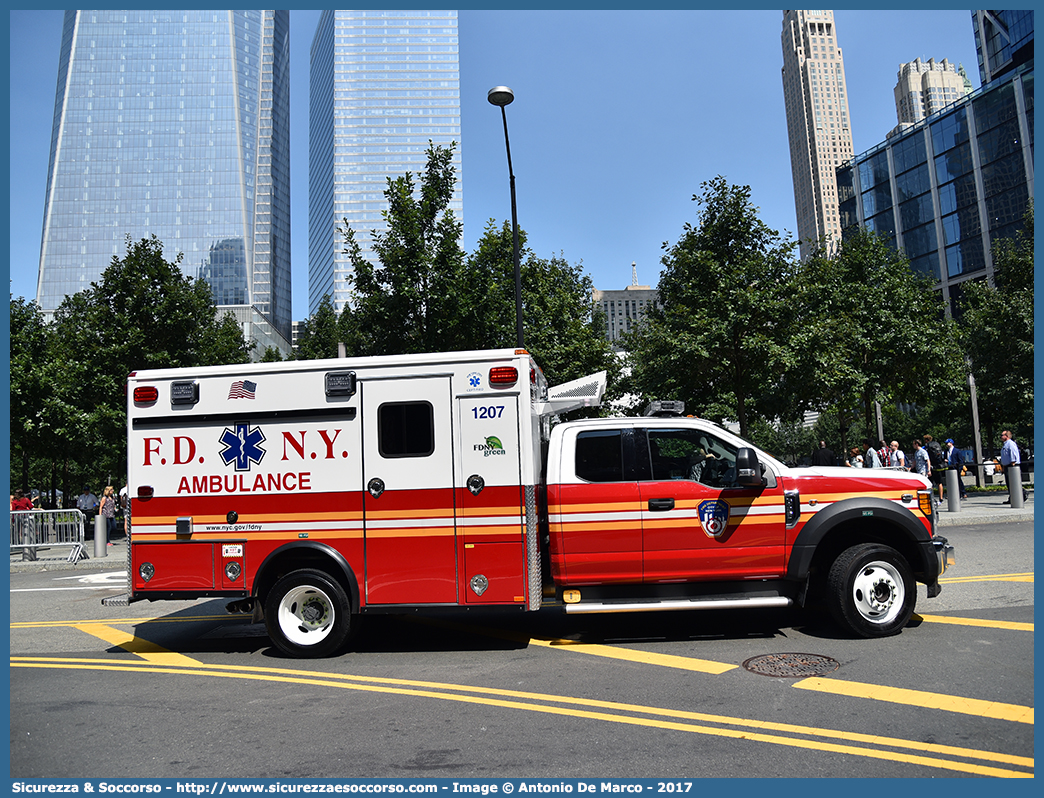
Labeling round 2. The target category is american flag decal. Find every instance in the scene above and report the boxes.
[228,380,257,400]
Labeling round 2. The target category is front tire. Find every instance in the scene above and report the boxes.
[827,543,915,638]
[264,569,353,657]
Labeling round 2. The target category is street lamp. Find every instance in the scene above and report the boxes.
[488,85,524,349]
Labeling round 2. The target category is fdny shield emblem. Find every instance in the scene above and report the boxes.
[698,499,730,538]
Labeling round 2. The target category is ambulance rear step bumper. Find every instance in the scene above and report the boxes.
[101,593,139,607]
[563,595,793,615]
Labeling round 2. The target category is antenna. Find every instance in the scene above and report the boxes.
[631,261,638,286]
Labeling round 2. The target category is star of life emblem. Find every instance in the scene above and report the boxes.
[218,423,267,472]
[698,499,730,538]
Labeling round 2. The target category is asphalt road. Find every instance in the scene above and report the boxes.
[9,522,1034,780]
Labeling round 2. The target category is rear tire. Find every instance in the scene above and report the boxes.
[264,568,353,658]
[827,543,915,638]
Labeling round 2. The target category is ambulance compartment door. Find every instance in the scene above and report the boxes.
[361,376,458,604]
[458,396,526,605]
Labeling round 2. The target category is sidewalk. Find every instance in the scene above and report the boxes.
[10,533,129,573]
[933,488,1033,527]
[10,490,1031,574]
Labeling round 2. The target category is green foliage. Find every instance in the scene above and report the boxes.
[746,418,819,467]
[11,235,253,498]
[259,346,285,362]
[961,203,1034,442]
[624,177,797,437]
[462,220,622,402]
[9,297,53,491]
[292,294,340,360]
[340,142,467,355]
[787,227,963,451]
[339,145,620,410]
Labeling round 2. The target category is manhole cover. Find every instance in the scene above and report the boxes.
[742,652,840,678]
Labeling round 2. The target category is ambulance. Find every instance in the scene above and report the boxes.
[112,348,953,656]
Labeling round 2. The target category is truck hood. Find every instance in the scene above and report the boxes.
[784,465,932,489]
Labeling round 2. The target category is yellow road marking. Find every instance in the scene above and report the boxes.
[72,623,203,666]
[915,613,1033,632]
[11,615,232,629]
[10,657,1033,778]
[406,615,738,674]
[940,572,1033,583]
[528,636,736,674]
[794,677,1034,724]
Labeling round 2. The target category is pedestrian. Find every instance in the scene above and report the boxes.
[911,439,931,480]
[846,446,864,468]
[888,440,907,470]
[999,429,1028,504]
[11,488,33,512]
[863,439,882,468]
[99,485,118,546]
[877,440,890,468]
[924,434,945,500]
[76,486,99,537]
[812,440,835,467]
[944,439,968,499]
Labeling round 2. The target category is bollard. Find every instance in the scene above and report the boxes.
[945,469,961,512]
[1006,465,1024,508]
[94,514,108,558]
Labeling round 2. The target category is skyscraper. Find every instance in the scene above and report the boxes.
[780,9,855,259]
[972,10,1034,84]
[36,10,292,353]
[890,58,971,138]
[308,10,462,315]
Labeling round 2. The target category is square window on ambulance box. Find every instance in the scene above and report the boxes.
[378,401,435,458]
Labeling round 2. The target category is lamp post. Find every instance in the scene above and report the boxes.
[487,85,524,349]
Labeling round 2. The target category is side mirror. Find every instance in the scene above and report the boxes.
[736,448,764,488]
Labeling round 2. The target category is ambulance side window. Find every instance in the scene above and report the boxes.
[575,429,624,482]
[378,401,434,458]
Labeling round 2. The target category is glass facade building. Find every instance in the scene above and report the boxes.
[36,10,292,353]
[837,62,1033,312]
[308,10,461,315]
[973,10,1034,84]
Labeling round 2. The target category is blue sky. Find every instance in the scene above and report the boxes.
[7,8,981,321]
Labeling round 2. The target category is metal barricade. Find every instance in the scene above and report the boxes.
[9,509,88,563]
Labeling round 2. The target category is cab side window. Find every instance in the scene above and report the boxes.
[575,429,624,483]
[645,428,740,488]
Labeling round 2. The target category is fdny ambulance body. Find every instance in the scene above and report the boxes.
[122,349,598,656]
[118,348,953,657]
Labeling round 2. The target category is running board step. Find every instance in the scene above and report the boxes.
[563,596,793,615]
[101,593,133,607]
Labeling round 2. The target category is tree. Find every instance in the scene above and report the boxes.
[785,228,962,452]
[293,294,340,360]
[463,220,622,400]
[624,177,797,438]
[48,235,254,483]
[338,144,619,407]
[961,204,1034,442]
[340,142,466,355]
[9,297,53,491]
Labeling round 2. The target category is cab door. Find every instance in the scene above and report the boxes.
[638,426,786,582]
[361,376,457,604]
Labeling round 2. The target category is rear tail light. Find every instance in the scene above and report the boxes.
[489,366,518,386]
[137,486,155,499]
[133,386,159,404]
